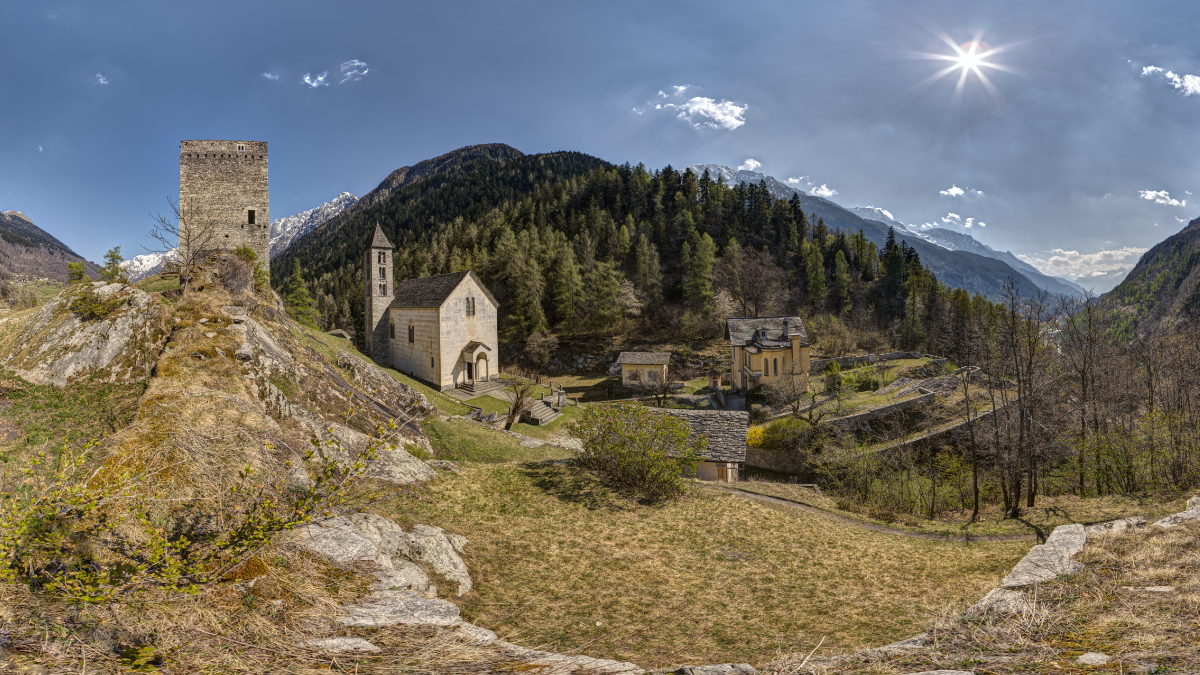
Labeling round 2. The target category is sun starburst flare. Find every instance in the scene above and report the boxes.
[909,32,1020,106]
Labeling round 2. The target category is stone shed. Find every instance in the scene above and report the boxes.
[663,409,749,482]
[615,351,670,387]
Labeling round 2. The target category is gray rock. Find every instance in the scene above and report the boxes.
[396,524,473,596]
[338,590,461,628]
[1153,507,1200,528]
[1001,524,1086,588]
[371,560,435,597]
[369,444,440,484]
[967,587,1033,615]
[425,459,463,474]
[204,332,217,338]
[1143,586,1176,592]
[453,621,498,645]
[1187,495,1200,510]
[674,665,758,675]
[1076,652,1109,665]
[346,513,408,554]
[1085,516,1146,536]
[292,516,380,564]
[304,637,380,653]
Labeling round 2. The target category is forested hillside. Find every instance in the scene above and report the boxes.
[1103,216,1200,339]
[273,145,1050,354]
[0,210,101,280]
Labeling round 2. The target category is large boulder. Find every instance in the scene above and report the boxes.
[0,282,166,386]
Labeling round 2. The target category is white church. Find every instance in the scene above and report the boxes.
[364,225,500,392]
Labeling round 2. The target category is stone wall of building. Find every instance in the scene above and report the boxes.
[179,140,270,275]
[388,308,441,387]
[438,277,498,389]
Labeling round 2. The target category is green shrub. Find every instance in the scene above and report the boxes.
[69,289,128,321]
[571,402,704,502]
[67,262,89,284]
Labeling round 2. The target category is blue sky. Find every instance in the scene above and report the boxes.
[3,1,1200,280]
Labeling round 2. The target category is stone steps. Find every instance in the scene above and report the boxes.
[523,399,561,425]
[458,379,505,396]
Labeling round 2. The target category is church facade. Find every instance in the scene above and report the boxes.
[364,225,499,391]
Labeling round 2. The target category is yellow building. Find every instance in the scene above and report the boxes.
[726,316,809,392]
[615,352,670,387]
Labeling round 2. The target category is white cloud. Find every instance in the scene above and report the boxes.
[941,212,961,223]
[339,59,369,83]
[785,176,807,185]
[1142,65,1200,96]
[657,90,667,97]
[737,158,761,171]
[1139,189,1187,207]
[964,217,975,228]
[940,185,965,197]
[37,145,42,152]
[811,184,838,198]
[94,73,109,85]
[675,97,747,130]
[673,85,689,95]
[915,222,936,230]
[1177,216,1188,223]
[261,72,279,81]
[939,184,985,197]
[303,72,329,87]
[1017,246,1148,278]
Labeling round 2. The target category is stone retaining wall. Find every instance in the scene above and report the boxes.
[809,351,927,374]
[826,392,936,431]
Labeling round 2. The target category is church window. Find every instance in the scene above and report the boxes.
[466,296,475,316]
[408,325,414,343]
[237,144,245,152]
[774,358,778,376]
[248,209,256,225]
[379,267,386,280]
[390,321,395,339]
[378,251,385,265]
[379,281,386,295]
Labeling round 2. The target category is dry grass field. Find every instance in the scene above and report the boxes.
[370,462,1030,669]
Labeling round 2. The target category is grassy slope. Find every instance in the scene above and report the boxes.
[423,417,571,464]
[375,463,1029,669]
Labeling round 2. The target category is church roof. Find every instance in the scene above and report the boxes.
[370,224,394,249]
[389,270,498,309]
[725,316,808,348]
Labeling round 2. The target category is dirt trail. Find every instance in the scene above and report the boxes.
[714,485,1038,543]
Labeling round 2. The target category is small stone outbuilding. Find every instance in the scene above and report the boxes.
[662,409,749,482]
[615,351,670,387]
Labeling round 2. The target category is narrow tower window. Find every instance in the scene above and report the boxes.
[377,251,385,265]
[390,321,395,339]
[379,267,386,280]
[379,281,387,295]
[408,325,414,343]
[248,209,256,225]
[237,144,245,152]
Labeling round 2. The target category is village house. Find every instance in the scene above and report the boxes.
[615,351,671,387]
[726,316,809,392]
[663,409,749,482]
[364,225,500,392]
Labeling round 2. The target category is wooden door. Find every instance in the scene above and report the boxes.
[717,466,728,482]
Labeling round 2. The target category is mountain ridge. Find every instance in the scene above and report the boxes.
[0,210,101,280]
[1103,216,1200,336]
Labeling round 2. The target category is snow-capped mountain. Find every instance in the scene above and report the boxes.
[687,164,806,201]
[1064,267,1131,294]
[120,248,178,283]
[269,192,358,259]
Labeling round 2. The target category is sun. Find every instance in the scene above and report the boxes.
[911,33,1018,104]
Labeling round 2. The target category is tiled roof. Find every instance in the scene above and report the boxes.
[615,351,671,365]
[726,316,808,347]
[369,223,394,249]
[662,409,749,463]
[389,270,498,309]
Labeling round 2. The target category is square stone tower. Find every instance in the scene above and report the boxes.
[179,140,270,277]
[364,224,395,363]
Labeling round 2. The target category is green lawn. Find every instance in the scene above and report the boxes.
[0,377,145,458]
[422,417,572,463]
[469,394,510,415]
[135,275,181,293]
[509,401,585,440]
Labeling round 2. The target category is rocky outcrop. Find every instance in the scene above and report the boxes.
[0,282,166,386]
[1001,524,1086,588]
[336,349,435,417]
[1152,496,1200,527]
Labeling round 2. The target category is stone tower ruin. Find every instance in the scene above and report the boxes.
[364,224,395,363]
[179,140,270,277]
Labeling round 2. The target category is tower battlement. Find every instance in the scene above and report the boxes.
[179,139,269,275]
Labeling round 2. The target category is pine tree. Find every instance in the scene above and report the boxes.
[584,261,623,330]
[552,245,585,328]
[834,249,852,313]
[102,246,126,282]
[634,233,663,306]
[285,259,321,328]
[507,248,547,336]
[684,233,716,314]
[804,242,826,309]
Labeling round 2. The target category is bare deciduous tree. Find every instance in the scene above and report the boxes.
[503,366,540,431]
[147,196,221,296]
[765,359,812,417]
[714,243,787,317]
